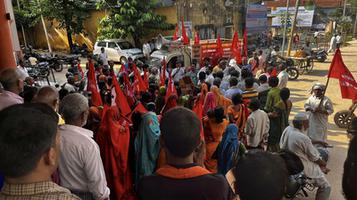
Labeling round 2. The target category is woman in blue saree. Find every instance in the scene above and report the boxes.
[134,109,161,183]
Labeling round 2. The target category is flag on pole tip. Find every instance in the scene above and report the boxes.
[231,31,242,64]
[111,72,132,116]
[327,49,357,101]
[181,17,190,45]
[87,60,103,107]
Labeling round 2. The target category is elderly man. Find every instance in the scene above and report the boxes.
[32,86,65,125]
[58,93,110,200]
[0,68,24,111]
[280,112,331,200]
[304,84,334,144]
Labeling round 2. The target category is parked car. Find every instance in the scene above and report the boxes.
[93,39,144,63]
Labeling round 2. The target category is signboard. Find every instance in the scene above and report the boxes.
[180,21,193,38]
[246,5,268,33]
[271,6,315,27]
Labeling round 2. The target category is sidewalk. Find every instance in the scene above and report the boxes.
[286,39,357,200]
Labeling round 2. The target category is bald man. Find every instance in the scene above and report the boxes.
[0,68,24,111]
[33,86,65,125]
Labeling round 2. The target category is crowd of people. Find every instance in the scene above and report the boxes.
[0,47,356,200]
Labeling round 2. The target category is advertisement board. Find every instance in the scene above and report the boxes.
[271,6,315,27]
[246,5,268,33]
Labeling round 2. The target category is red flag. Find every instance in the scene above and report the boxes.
[181,17,190,45]
[127,102,148,122]
[77,62,84,80]
[173,24,179,40]
[132,63,148,92]
[160,58,167,86]
[243,28,248,58]
[87,60,103,107]
[216,34,224,58]
[143,70,149,89]
[271,67,278,77]
[194,31,200,45]
[165,73,178,101]
[231,31,242,64]
[327,49,357,100]
[111,72,132,116]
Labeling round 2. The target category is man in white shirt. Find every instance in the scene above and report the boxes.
[171,62,185,83]
[277,63,289,89]
[99,47,108,66]
[245,99,270,149]
[58,93,110,200]
[336,32,342,48]
[280,112,331,200]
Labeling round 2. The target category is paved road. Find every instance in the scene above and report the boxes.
[286,40,357,200]
[49,41,357,200]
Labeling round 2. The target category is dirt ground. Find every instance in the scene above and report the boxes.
[287,40,357,200]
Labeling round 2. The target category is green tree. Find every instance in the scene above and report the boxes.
[13,0,41,29]
[40,0,91,51]
[97,0,174,47]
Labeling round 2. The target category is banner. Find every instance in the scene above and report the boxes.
[246,5,268,33]
[271,6,315,27]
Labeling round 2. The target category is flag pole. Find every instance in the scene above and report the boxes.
[318,48,338,108]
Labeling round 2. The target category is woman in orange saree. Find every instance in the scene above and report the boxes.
[210,85,232,114]
[227,93,249,142]
[203,107,229,172]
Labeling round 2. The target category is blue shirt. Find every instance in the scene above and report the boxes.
[224,86,243,100]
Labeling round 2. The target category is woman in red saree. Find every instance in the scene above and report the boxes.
[96,106,135,200]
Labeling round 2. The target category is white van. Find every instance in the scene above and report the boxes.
[93,39,144,63]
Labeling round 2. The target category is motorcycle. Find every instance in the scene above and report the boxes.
[314,49,327,63]
[334,102,357,128]
[71,43,89,57]
[266,57,299,80]
[24,51,64,72]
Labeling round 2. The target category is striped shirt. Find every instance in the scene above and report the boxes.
[242,88,258,105]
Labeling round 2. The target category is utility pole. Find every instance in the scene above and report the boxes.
[353,10,357,38]
[343,0,347,17]
[287,0,299,57]
[37,0,52,53]
[16,0,27,47]
[281,0,290,56]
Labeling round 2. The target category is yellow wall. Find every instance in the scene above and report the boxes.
[30,10,105,52]
[27,7,176,51]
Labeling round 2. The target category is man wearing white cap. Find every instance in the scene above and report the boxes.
[304,83,334,144]
[280,112,331,200]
